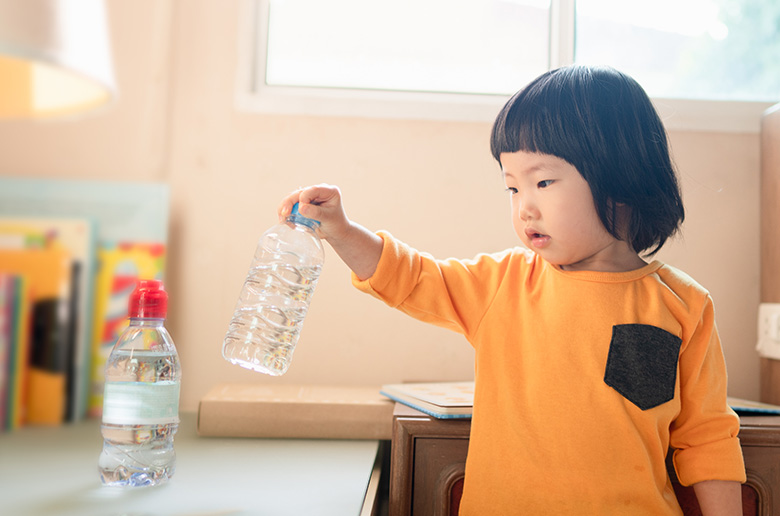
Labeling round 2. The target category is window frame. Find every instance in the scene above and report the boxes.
[235,0,776,133]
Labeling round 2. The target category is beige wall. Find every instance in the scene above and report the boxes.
[0,0,761,411]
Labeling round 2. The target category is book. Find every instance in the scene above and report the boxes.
[0,247,71,425]
[0,178,169,244]
[7,276,30,429]
[0,177,170,418]
[0,274,12,430]
[0,217,96,422]
[379,384,779,420]
[197,384,395,439]
[380,381,474,419]
[728,397,780,415]
[88,242,166,416]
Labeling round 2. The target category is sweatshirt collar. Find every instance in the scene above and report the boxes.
[545,258,664,283]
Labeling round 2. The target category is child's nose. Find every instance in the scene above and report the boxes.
[518,198,536,221]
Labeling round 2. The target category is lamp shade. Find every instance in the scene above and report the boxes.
[0,0,116,119]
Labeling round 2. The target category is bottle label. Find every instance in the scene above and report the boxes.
[102,381,181,425]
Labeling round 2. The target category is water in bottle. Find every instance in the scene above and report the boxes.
[222,202,324,376]
[98,279,181,487]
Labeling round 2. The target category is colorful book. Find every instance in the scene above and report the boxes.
[7,276,31,430]
[88,243,166,415]
[0,247,71,425]
[0,274,11,430]
[0,177,169,419]
[0,274,29,431]
[380,381,474,419]
[0,217,96,422]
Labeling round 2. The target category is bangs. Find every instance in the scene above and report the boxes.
[490,93,543,160]
[489,69,588,166]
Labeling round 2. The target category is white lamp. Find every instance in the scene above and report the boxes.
[0,0,116,119]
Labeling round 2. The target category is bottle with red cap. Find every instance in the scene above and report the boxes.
[98,279,181,487]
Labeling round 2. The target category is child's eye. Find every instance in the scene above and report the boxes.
[505,187,518,195]
[538,180,554,188]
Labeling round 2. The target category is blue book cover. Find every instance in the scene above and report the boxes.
[380,381,474,419]
[728,397,780,416]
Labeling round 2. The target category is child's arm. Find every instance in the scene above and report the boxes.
[278,184,383,280]
[693,480,743,515]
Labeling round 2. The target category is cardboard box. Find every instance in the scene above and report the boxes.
[197,383,394,440]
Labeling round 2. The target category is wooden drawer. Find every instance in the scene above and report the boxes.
[389,403,780,516]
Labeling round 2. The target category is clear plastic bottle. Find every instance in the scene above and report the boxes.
[222,202,324,376]
[98,279,181,487]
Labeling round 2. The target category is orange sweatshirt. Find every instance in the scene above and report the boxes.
[354,232,745,515]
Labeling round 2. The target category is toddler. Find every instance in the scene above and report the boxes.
[279,65,746,515]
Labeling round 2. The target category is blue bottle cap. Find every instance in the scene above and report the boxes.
[288,202,321,229]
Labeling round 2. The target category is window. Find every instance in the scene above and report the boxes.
[264,0,550,96]
[236,0,778,131]
[575,0,780,102]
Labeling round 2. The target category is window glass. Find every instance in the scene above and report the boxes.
[575,0,780,101]
[266,0,551,96]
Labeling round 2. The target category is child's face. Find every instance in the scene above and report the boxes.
[500,151,644,272]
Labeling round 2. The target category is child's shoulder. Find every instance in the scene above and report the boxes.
[655,262,706,288]
[653,261,712,301]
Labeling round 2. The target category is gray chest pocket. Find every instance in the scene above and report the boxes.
[604,324,682,410]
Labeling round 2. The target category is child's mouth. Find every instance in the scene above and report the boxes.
[525,228,551,248]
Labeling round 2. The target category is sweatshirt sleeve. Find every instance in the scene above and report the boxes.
[351,231,509,340]
[670,295,746,485]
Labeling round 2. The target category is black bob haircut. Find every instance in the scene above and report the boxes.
[490,65,684,257]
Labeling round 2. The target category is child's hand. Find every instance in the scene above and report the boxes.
[277,184,350,242]
[278,183,383,280]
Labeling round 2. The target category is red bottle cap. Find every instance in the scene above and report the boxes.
[128,279,168,319]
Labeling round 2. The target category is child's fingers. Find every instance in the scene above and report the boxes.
[277,189,304,220]
[299,188,339,222]
[277,184,341,221]
[299,184,341,207]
